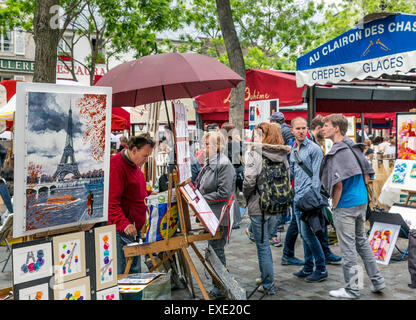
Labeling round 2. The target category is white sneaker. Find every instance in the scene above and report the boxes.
[329,288,357,299]
[370,282,386,293]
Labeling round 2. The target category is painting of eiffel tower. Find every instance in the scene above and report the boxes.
[53,102,81,181]
[15,86,111,238]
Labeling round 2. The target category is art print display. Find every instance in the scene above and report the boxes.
[94,224,117,291]
[173,102,192,184]
[368,222,400,265]
[53,276,91,300]
[248,99,279,130]
[96,286,119,300]
[12,240,53,285]
[392,161,407,183]
[53,231,86,283]
[396,112,416,160]
[346,116,356,137]
[13,82,112,237]
[15,282,50,300]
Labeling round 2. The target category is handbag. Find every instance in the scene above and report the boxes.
[341,142,372,221]
[293,150,329,212]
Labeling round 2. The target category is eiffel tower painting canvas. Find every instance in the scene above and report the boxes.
[13,83,112,237]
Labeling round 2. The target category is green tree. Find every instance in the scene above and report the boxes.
[311,0,416,50]
[180,0,324,70]
[0,0,184,84]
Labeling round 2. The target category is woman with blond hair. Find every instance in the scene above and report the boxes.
[243,122,292,295]
[194,130,237,299]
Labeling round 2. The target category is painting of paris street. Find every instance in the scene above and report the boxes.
[13,84,112,237]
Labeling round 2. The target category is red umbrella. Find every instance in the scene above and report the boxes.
[95,52,244,107]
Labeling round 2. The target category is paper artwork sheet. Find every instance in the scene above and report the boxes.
[173,102,191,184]
[118,273,163,285]
[96,286,119,300]
[17,282,49,300]
[13,83,112,237]
[53,231,86,283]
[368,222,400,265]
[54,276,91,300]
[94,224,117,290]
[392,162,407,183]
[118,285,147,293]
[12,241,53,285]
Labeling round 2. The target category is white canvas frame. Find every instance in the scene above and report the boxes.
[13,82,112,237]
[368,222,400,265]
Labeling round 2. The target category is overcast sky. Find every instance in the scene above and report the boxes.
[26,92,104,177]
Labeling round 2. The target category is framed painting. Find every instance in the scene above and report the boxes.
[14,281,51,300]
[94,224,117,291]
[13,82,112,237]
[53,231,86,283]
[53,276,91,300]
[96,286,119,300]
[12,239,53,285]
[368,222,400,265]
[396,112,416,160]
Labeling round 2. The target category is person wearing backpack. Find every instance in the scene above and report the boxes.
[243,122,293,295]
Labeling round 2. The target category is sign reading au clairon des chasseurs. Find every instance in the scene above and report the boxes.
[0,58,35,73]
[296,13,416,87]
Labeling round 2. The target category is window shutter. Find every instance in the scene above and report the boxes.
[14,30,25,55]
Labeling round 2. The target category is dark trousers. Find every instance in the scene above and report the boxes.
[283,203,332,258]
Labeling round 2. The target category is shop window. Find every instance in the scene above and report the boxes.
[14,75,25,81]
[1,31,12,52]
[0,75,13,81]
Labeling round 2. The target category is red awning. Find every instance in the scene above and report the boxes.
[111,114,129,131]
[195,69,306,117]
[111,107,130,131]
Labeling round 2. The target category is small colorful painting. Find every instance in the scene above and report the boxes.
[94,224,117,291]
[368,222,400,265]
[96,286,119,300]
[410,163,416,178]
[396,112,416,160]
[12,240,53,285]
[54,276,91,300]
[53,231,86,283]
[392,161,407,183]
[16,282,50,300]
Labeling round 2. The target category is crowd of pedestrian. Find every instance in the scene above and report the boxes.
[192,112,386,299]
[107,112,387,300]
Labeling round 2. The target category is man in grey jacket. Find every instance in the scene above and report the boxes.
[320,114,385,299]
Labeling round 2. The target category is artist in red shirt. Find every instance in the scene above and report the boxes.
[108,133,155,279]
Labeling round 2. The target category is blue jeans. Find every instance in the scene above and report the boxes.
[293,200,326,273]
[250,215,277,292]
[116,231,141,300]
[0,183,13,213]
[283,205,299,258]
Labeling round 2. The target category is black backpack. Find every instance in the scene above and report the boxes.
[258,157,293,215]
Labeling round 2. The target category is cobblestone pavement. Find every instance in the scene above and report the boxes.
[170,215,416,300]
[1,214,415,300]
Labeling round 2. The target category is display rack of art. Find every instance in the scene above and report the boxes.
[368,222,400,265]
[13,82,112,238]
